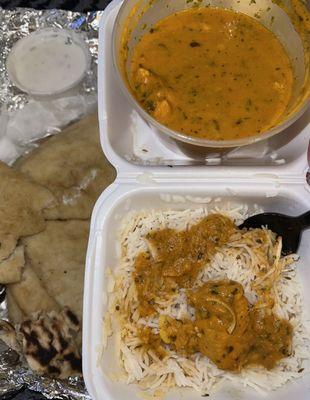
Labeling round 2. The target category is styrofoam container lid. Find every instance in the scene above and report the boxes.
[7,28,90,96]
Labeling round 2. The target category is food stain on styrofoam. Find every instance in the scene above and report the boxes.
[225,188,238,196]
[265,189,279,198]
[137,172,156,184]
[124,199,132,211]
[160,194,172,202]
[171,195,186,203]
[252,173,280,180]
[274,159,286,165]
[185,195,212,204]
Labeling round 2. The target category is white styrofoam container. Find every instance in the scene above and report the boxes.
[83,1,310,399]
[98,1,310,171]
[83,183,310,400]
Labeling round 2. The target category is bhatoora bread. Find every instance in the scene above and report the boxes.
[0,160,56,283]
[21,220,90,321]
[15,113,116,220]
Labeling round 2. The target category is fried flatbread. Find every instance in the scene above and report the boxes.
[0,161,56,262]
[0,245,24,284]
[6,288,25,325]
[22,220,89,321]
[0,319,21,353]
[20,308,81,379]
[15,114,116,220]
[7,262,59,316]
[0,308,81,379]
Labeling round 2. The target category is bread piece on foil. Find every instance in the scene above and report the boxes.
[15,113,116,220]
[7,262,59,316]
[0,244,24,284]
[22,220,89,321]
[6,288,25,325]
[0,161,56,263]
[0,308,81,379]
[20,308,82,379]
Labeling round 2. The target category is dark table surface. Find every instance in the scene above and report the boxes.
[2,388,59,400]
[0,0,112,12]
[0,1,113,398]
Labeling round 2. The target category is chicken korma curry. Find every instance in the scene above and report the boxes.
[129,7,293,140]
[134,214,293,372]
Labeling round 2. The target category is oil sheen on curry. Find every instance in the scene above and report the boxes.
[129,7,293,140]
[133,214,293,372]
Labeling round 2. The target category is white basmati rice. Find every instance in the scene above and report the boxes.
[102,204,310,396]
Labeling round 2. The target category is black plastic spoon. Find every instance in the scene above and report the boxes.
[239,211,310,255]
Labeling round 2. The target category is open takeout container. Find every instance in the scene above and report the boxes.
[83,1,310,399]
[99,0,310,167]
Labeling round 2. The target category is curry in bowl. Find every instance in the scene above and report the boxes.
[116,0,309,145]
[129,7,293,141]
[131,8,293,140]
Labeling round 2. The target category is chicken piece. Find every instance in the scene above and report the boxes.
[189,280,252,371]
[136,67,153,85]
[273,81,285,92]
[159,315,198,354]
[154,99,172,122]
[247,309,292,369]
[134,67,174,122]
[157,280,252,368]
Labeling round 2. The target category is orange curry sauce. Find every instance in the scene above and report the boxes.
[133,214,292,372]
[129,7,293,140]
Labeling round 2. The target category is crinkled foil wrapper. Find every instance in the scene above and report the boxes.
[0,7,104,399]
[0,8,102,111]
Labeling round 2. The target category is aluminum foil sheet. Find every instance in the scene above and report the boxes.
[0,7,103,399]
[0,8,101,111]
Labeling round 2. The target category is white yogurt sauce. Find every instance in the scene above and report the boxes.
[7,29,89,95]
